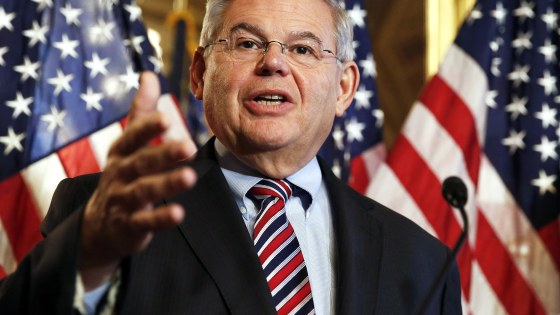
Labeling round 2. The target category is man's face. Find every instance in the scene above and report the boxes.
[192,0,358,175]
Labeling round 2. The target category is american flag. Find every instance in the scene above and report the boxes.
[187,93,210,147]
[368,0,560,313]
[318,0,385,186]
[0,0,189,277]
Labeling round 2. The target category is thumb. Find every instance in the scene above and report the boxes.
[128,71,161,122]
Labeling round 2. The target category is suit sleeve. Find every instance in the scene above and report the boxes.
[0,177,95,315]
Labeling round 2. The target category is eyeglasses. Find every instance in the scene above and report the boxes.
[204,35,341,68]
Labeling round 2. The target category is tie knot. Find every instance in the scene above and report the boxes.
[248,179,292,205]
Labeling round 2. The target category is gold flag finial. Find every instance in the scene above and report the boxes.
[167,0,198,58]
[425,0,476,79]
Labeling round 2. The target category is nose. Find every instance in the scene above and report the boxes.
[264,41,286,54]
[256,41,290,76]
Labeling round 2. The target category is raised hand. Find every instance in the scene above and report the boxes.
[79,72,198,290]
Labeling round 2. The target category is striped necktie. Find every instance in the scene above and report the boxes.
[248,179,315,315]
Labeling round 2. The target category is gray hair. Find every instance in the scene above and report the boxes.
[199,0,356,62]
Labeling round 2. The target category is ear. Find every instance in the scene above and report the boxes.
[335,61,360,116]
[190,47,206,100]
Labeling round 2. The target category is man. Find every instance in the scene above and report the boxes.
[0,0,461,314]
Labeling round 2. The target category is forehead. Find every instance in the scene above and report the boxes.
[220,0,335,40]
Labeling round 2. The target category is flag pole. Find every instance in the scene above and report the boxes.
[166,0,192,99]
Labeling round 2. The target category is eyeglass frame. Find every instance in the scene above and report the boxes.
[203,36,342,67]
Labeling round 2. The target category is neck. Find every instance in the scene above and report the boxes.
[215,138,318,179]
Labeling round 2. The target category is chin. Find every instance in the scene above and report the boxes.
[240,133,293,152]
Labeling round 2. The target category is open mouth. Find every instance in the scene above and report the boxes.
[254,94,286,105]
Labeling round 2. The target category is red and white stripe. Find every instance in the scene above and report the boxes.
[0,96,191,278]
[276,279,312,314]
[365,44,560,314]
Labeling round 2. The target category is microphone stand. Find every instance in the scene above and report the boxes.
[414,178,469,315]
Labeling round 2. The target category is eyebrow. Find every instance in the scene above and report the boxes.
[228,23,324,46]
[291,31,324,45]
[229,23,266,38]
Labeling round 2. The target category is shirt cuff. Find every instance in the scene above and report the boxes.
[73,270,120,315]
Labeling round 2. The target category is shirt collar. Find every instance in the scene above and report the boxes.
[214,139,322,208]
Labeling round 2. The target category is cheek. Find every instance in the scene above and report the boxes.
[202,63,245,137]
[301,72,340,139]
[203,68,231,114]
[202,81,228,134]
[301,72,339,116]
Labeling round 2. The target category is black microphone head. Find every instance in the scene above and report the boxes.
[442,176,468,208]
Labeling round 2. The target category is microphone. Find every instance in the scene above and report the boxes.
[414,176,469,315]
[442,176,468,208]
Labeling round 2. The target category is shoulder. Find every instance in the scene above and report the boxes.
[333,178,454,283]
[319,158,445,252]
[344,181,437,241]
[58,172,101,191]
[40,173,101,235]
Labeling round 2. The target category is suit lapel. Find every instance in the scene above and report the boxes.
[167,143,382,314]
[319,159,383,314]
[168,140,276,315]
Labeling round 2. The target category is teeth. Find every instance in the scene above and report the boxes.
[255,94,285,105]
[261,95,283,100]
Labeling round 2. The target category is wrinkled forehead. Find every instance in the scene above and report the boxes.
[218,0,336,44]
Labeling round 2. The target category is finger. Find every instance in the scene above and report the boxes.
[129,204,185,232]
[117,140,194,180]
[109,111,169,157]
[128,71,161,122]
[113,167,197,210]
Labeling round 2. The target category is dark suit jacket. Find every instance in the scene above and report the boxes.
[0,139,461,314]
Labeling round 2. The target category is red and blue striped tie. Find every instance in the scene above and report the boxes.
[248,179,315,315]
